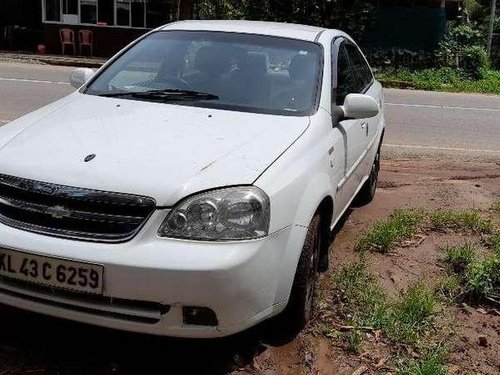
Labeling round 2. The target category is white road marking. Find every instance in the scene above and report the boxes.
[0,119,10,123]
[385,102,500,113]
[0,77,69,85]
[385,143,500,154]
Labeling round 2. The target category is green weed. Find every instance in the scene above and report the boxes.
[377,68,500,95]
[333,259,388,328]
[346,330,363,354]
[491,202,500,212]
[396,345,448,375]
[429,209,493,234]
[356,209,424,253]
[386,283,436,344]
[436,275,464,302]
[465,250,500,297]
[332,261,436,345]
[443,243,477,274]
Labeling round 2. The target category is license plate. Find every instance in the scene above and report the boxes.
[0,248,103,294]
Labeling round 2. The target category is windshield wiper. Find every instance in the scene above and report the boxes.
[99,89,219,101]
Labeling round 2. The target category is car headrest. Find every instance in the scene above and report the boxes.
[240,52,269,77]
[195,45,231,76]
[289,54,316,82]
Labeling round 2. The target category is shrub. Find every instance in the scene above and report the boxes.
[460,45,489,79]
[465,250,500,297]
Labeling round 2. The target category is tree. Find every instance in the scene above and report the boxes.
[196,0,376,42]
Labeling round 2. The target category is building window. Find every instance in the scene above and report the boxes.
[81,0,97,24]
[42,0,151,28]
[62,0,78,23]
[62,0,78,14]
[116,0,130,26]
[98,0,114,25]
[45,0,61,21]
[131,0,146,28]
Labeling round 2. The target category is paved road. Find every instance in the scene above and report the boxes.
[1,61,499,156]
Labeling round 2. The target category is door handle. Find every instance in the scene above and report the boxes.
[361,121,369,136]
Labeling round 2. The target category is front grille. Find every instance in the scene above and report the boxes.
[0,276,169,324]
[0,174,156,242]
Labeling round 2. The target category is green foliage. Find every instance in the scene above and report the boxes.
[485,232,500,252]
[465,249,500,297]
[196,0,377,41]
[443,243,477,274]
[396,345,448,375]
[386,283,436,343]
[197,0,246,19]
[356,209,424,253]
[491,202,500,213]
[333,259,389,328]
[436,275,464,302]
[435,22,490,80]
[332,261,436,345]
[461,45,489,79]
[429,209,493,233]
[377,68,500,94]
[346,330,363,354]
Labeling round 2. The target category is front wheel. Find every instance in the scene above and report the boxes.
[279,214,322,333]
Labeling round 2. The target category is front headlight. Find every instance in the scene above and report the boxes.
[158,186,270,241]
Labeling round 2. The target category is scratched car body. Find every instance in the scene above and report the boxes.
[0,20,384,337]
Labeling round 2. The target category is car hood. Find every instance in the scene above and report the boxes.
[0,93,309,206]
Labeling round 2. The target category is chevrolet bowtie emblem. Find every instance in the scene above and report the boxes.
[46,205,71,219]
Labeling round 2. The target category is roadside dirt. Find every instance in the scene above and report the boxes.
[0,156,499,375]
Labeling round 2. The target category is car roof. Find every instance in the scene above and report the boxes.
[160,20,342,42]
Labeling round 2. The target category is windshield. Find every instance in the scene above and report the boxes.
[85,31,323,116]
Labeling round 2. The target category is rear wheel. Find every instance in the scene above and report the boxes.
[280,214,322,332]
[355,147,380,206]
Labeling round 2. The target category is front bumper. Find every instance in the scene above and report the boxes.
[0,211,307,338]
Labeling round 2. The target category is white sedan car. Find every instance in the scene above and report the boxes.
[0,20,384,338]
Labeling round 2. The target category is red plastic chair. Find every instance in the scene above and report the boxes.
[60,28,75,55]
[79,29,93,56]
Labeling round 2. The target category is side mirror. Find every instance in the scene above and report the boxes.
[69,68,95,89]
[341,94,379,119]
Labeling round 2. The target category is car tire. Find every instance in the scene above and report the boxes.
[355,147,380,206]
[279,213,322,333]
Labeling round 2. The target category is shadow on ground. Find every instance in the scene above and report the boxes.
[0,301,301,374]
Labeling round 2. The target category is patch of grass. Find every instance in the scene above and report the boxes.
[377,67,500,95]
[429,209,493,234]
[465,249,500,298]
[386,283,436,344]
[357,208,494,254]
[396,345,448,375]
[356,209,424,253]
[333,259,389,328]
[484,232,500,252]
[491,202,500,213]
[443,242,477,274]
[436,275,464,303]
[346,330,363,354]
[442,240,500,300]
[332,261,436,346]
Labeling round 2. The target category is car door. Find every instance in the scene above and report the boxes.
[331,39,368,214]
[343,43,381,176]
